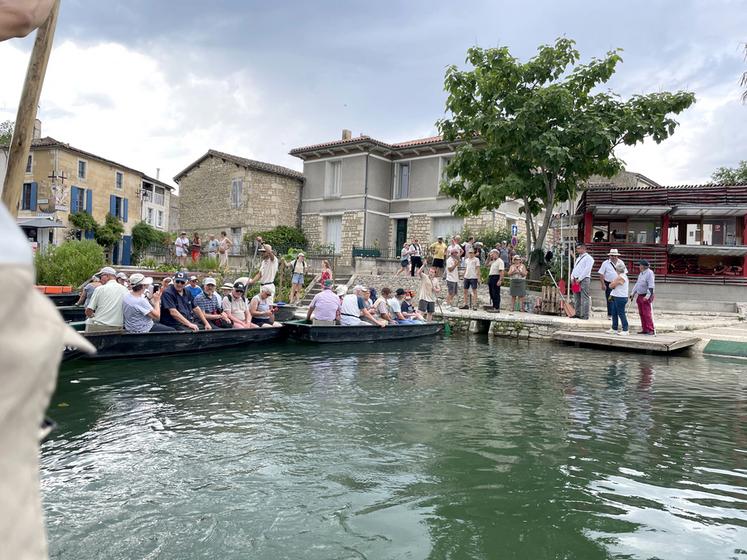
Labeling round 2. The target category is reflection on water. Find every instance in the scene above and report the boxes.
[43,337,747,559]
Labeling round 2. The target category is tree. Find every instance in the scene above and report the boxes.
[437,38,695,273]
[131,220,169,261]
[95,213,125,250]
[712,161,747,184]
[0,120,13,145]
[68,211,98,239]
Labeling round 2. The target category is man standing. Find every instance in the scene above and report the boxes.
[159,271,211,331]
[571,242,594,319]
[206,234,219,260]
[85,266,129,333]
[248,243,279,301]
[218,231,232,270]
[307,279,341,325]
[408,239,423,277]
[193,278,232,328]
[429,236,447,275]
[499,242,510,269]
[445,248,460,309]
[174,231,189,268]
[598,249,626,318]
[460,249,480,310]
[631,259,656,335]
[487,248,505,312]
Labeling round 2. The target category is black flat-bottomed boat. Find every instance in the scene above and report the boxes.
[283,320,443,343]
[63,325,287,361]
[48,292,80,306]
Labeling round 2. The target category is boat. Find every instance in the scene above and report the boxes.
[283,320,444,343]
[47,292,80,306]
[273,304,299,322]
[57,305,86,322]
[63,325,287,361]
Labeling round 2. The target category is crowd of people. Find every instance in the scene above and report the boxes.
[174,231,233,268]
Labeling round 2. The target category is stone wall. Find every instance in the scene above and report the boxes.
[340,210,364,266]
[302,213,322,247]
[407,214,432,243]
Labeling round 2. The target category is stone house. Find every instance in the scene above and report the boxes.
[6,125,173,264]
[290,131,528,265]
[174,149,304,253]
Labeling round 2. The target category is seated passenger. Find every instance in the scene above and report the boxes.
[307,279,341,325]
[193,277,233,328]
[122,273,175,333]
[372,287,394,323]
[159,271,212,331]
[186,275,203,298]
[250,286,282,327]
[222,282,255,329]
[340,285,386,327]
[401,291,426,322]
[387,288,422,324]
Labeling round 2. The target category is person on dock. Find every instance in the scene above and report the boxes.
[507,255,527,312]
[222,281,255,329]
[307,279,341,325]
[487,249,505,312]
[395,243,410,277]
[320,259,333,284]
[288,252,307,305]
[193,278,233,328]
[408,239,423,277]
[606,262,630,336]
[175,231,189,268]
[429,236,447,275]
[247,243,279,301]
[571,242,594,319]
[76,274,100,308]
[186,275,203,299]
[160,271,211,331]
[499,242,510,269]
[250,286,282,327]
[340,285,386,327]
[631,259,656,335]
[206,234,219,260]
[447,236,463,262]
[85,267,129,333]
[461,249,480,310]
[122,274,175,333]
[445,248,460,309]
[598,248,626,319]
[190,233,202,264]
[218,231,232,269]
[417,262,440,321]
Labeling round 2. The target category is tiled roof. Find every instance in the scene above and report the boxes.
[587,182,747,191]
[289,134,447,155]
[174,149,304,182]
[392,135,443,148]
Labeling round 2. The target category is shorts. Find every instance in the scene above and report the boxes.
[400,259,409,268]
[447,281,458,295]
[292,273,304,285]
[433,258,444,269]
[418,300,435,314]
[463,278,478,290]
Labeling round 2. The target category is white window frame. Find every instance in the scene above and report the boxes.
[147,207,154,225]
[324,214,343,252]
[324,160,342,199]
[393,162,410,199]
[77,159,87,180]
[25,154,33,174]
[231,178,243,209]
[153,186,165,206]
[157,209,164,229]
[114,170,124,190]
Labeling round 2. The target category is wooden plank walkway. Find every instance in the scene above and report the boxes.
[552,331,700,354]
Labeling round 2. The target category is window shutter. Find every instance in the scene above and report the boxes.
[85,189,93,214]
[71,187,80,213]
[30,182,38,211]
[109,195,117,217]
[123,198,129,222]
[121,235,132,265]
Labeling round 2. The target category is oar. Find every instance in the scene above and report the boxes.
[435,295,452,335]
[547,270,575,318]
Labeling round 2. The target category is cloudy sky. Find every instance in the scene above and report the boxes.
[1,0,745,187]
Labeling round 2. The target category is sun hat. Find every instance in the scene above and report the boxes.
[116,272,128,280]
[297,252,305,257]
[220,282,233,291]
[608,249,620,256]
[203,277,216,286]
[143,276,154,285]
[353,284,365,291]
[335,285,348,296]
[97,266,116,276]
[128,273,145,286]
[512,255,521,260]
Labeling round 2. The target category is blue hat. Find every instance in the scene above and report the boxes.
[639,259,650,267]
[173,271,188,282]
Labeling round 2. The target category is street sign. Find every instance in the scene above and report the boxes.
[511,224,518,236]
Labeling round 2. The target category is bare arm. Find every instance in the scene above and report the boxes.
[0,0,55,40]
[146,292,162,320]
[193,306,212,329]
[361,307,386,327]
[168,307,198,331]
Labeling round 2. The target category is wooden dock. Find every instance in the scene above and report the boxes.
[552,331,700,354]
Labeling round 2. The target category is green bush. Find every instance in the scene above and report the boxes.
[132,221,170,261]
[195,256,221,271]
[138,257,159,269]
[35,240,105,287]
[244,225,307,253]
[95,213,125,249]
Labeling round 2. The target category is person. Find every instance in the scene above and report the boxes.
[206,234,219,260]
[115,272,128,287]
[218,231,232,269]
[464,236,475,259]
[631,259,656,335]
[185,275,203,299]
[499,242,510,269]
[248,243,279,301]
[507,255,528,312]
[190,232,201,264]
[593,230,606,243]
[429,236,447,275]
[222,282,255,329]
[175,231,189,268]
[445,248,460,309]
[122,273,174,333]
[606,262,629,336]
[571,242,595,319]
[461,249,480,310]
[306,279,341,325]
[408,239,423,276]
[387,288,421,324]
[249,286,282,327]
[159,271,211,331]
[340,285,386,327]
[598,248,626,319]
[395,242,410,277]
[487,248,505,312]
[320,259,333,283]
[288,252,307,304]
[85,267,130,333]
[401,291,426,321]
[193,278,233,328]
[372,287,394,323]
[220,282,233,296]
[447,236,463,262]
[76,274,100,307]
[473,241,484,264]
[417,262,440,321]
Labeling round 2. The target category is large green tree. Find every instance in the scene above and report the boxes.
[712,160,747,184]
[437,38,695,265]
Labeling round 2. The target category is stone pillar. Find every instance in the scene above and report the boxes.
[407,214,432,243]
[301,214,322,247]
[340,211,364,266]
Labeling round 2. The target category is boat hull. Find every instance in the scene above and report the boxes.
[48,293,80,306]
[273,305,298,322]
[58,305,86,322]
[64,326,287,361]
[283,321,443,343]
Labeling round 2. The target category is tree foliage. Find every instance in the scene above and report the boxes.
[437,37,696,261]
[711,160,747,184]
[131,220,169,260]
[68,211,98,234]
[0,120,13,145]
[35,240,105,287]
[244,225,307,253]
[95,213,125,249]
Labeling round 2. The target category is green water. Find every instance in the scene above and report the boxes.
[43,336,747,559]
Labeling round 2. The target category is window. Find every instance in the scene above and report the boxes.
[78,160,87,179]
[25,154,32,174]
[325,215,342,251]
[432,216,463,240]
[394,163,410,199]
[157,210,164,228]
[231,178,243,208]
[324,160,342,198]
[231,227,242,255]
[147,207,154,225]
[153,186,165,206]
[21,183,33,210]
[115,171,123,190]
[71,187,85,213]
[113,196,123,218]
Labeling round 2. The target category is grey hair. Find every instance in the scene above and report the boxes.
[615,262,626,273]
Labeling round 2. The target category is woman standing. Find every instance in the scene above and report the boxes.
[507,255,528,312]
[190,233,201,264]
[606,262,630,335]
[288,252,307,305]
[395,243,410,277]
[320,259,333,283]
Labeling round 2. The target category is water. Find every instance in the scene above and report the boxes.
[43,336,747,559]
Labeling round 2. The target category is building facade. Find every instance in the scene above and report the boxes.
[290,132,527,264]
[174,149,304,254]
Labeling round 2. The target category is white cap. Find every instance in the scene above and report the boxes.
[203,277,217,286]
[98,266,117,276]
[143,276,154,285]
[353,284,365,291]
[128,273,145,286]
[116,272,128,280]
[335,285,348,296]
[189,275,198,281]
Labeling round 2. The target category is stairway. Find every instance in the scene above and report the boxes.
[298,274,352,306]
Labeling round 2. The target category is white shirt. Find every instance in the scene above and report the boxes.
[445,256,460,283]
[489,259,505,276]
[572,252,594,280]
[598,259,626,282]
[464,257,479,279]
[387,297,402,315]
[418,271,436,303]
[260,258,279,284]
[174,236,189,256]
[87,280,129,327]
[611,273,629,297]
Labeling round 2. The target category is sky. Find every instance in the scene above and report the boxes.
[1,0,745,188]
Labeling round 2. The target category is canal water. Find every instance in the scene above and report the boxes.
[44,336,746,559]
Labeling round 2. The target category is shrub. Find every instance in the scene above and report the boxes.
[95,213,125,249]
[138,257,159,269]
[35,240,105,287]
[244,225,307,253]
[195,256,221,271]
[132,221,169,261]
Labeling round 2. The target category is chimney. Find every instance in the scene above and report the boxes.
[156,168,160,180]
[342,129,352,141]
[33,119,41,140]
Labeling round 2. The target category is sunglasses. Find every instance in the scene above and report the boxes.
[174,280,186,284]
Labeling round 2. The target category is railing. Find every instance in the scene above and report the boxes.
[352,246,382,258]
[585,242,668,275]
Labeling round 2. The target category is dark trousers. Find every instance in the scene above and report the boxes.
[488,275,501,309]
[611,296,628,331]
[410,256,422,276]
[604,281,613,317]
[149,322,176,332]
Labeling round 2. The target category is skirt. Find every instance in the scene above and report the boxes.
[510,278,526,297]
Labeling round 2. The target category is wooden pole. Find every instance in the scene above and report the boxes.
[1,0,60,216]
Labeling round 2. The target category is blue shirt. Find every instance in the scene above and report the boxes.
[186,285,203,298]
[160,285,195,327]
[193,292,221,314]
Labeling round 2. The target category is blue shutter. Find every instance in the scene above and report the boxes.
[123,198,128,223]
[109,195,117,217]
[30,182,38,211]
[121,235,132,265]
[84,230,95,240]
[70,186,80,213]
[85,189,93,214]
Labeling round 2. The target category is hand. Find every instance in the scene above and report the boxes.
[221,312,231,324]
[188,322,199,332]
[378,320,387,328]
[204,322,213,330]
[248,279,255,285]
[644,294,651,301]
